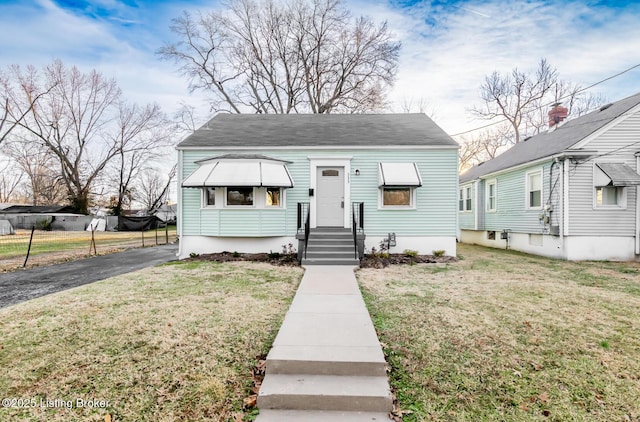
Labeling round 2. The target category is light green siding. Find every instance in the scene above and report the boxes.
[482,162,554,233]
[180,148,458,237]
[458,181,475,230]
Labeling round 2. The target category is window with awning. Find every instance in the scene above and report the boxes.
[594,163,640,187]
[378,162,421,208]
[182,156,294,188]
[378,162,422,187]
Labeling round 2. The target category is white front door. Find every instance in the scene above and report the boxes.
[316,167,344,227]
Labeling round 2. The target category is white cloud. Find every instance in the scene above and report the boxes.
[1,0,639,139]
[355,0,640,135]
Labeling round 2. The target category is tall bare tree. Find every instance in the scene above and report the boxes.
[3,139,66,205]
[457,124,512,172]
[471,58,606,145]
[137,165,177,215]
[471,59,558,144]
[5,60,171,214]
[159,0,400,114]
[0,66,56,145]
[463,59,607,172]
[108,102,174,215]
[0,160,22,202]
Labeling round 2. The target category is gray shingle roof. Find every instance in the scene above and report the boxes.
[177,113,458,148]
[460,92,640,183]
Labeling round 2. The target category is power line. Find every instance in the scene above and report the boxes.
[451,62,640,137]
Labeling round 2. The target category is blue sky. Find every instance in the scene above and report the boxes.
[1,0,639,136]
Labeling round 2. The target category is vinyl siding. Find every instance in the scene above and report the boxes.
[477,179,486,229]
[458,181,475,230]
[482,162,554,233]
[181,148,458,237]
[567,112,640,236]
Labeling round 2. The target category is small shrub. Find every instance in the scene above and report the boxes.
[433,249,446,257]
[268,250,281,259]
[403,249,418,257]
[232,251,241,258]
[189,252,200,258]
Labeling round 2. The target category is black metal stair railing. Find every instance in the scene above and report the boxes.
[297,202,310,259]
[351,202,364,259]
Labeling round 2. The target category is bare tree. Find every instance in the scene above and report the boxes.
[159,0,400,114]
[3,139,66,205]
[471,59,558,144]
[5,60,170,214]
[467,58,607,168]
[397,96,437,117]
[458,124,512,172]
[0,160,22,202]
[137,165,177,214]
[174,101,202,134]
[0,67,56,145]
[108,102,174,216]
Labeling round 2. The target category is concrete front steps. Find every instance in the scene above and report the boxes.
[302,228,360,266]
[256,266,392,421]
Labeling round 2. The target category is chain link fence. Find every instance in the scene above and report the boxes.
[0,226,177,271]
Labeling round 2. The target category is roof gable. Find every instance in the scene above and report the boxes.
[177,113,458,149]
[460,92,640,182]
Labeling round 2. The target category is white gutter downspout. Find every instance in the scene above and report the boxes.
[635,152,640,255]
[474,180,479,230]
[177,149,184,259]
[563,159,570,259]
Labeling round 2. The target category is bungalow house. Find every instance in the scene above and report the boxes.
[459,92,640,261]
[176,114,459,263]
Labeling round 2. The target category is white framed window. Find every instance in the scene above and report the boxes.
[595,186,625,208]
[226,187,254,207]
[380,187,415,208]
[202,187,216,208]
[486,180,497,212]
[266,187,283,207]
[459,186,472,212]
[526,170,542,209]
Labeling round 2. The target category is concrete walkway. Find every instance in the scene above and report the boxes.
[256,265,392,421]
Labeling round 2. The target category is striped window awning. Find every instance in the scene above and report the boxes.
[378,162,422,187]
[594,163,640,187]
[182,155,294,188]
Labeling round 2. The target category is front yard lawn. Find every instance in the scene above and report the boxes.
[358,243,640,421]
[0,261,303,421]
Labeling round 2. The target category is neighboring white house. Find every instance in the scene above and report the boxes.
[459,92,640,261]
[176,113,459,261]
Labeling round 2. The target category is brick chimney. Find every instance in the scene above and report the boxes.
[548,103,568,127]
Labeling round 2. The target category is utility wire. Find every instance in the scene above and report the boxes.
[451,62,640,137]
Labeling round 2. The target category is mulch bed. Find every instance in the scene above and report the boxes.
[186,251,300,266]
[359,254,457,268]
[187,251,457,268]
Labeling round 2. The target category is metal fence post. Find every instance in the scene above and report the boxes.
[23,226,36,268]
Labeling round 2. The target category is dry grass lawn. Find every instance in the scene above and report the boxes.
[358,243,640,421]
[0,261,303,421]
[0,228,178,271]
